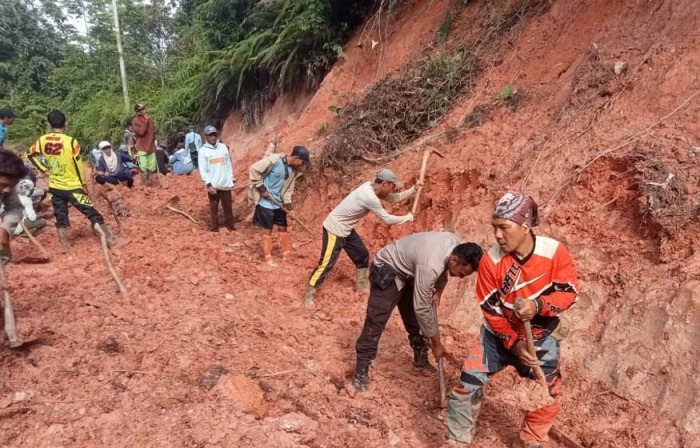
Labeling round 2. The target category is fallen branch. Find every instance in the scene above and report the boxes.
[251,369,297,379]
[94,225,128,298]
[166,205,198,224]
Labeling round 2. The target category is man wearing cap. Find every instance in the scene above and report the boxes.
[0,107,16,149]
[199,126,235,232]
[0,149,29,267]
[248,145,310,265]
[95,141,134,188]
[131,104,157,186]
[352,231,483,392]
[445,192,579,448]
[303,169,419,308]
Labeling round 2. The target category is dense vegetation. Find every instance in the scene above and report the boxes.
[0,0,376,150]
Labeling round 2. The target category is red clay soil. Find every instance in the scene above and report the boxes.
[3,0,700,447]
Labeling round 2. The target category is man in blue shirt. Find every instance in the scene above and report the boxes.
[184,126,203,169]
[248,146,310,265]
[0,108,17,149]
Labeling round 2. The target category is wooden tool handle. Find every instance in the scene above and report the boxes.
[0,264,19,347]
[438,358,447,408]
[411,150,432,216]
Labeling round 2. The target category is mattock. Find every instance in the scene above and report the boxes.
[411,146,446,217]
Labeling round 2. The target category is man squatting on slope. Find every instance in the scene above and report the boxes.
[353,231,483,392]
[446,192,579,448]
[304,169,421,308]
[0,149,29,268]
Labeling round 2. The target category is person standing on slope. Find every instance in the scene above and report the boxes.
[27,109,116,252]
[445,192,579,448]
[198,126,235,232]
[304,169,419,308]
[248,145,310,266]
[131,103,157,186]
[0,149,29,266]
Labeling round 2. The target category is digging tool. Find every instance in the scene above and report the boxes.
[166,196,198,224]
[411,147,446,216]
[433,301,448,408]
[99,188,124,233]
[515,298,548,389]
[0,263,21,348]
[263,195,314,236]
[19,221,51,262]
[94,224,128,298]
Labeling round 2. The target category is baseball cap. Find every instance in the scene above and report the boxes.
[0,107,16,119]
[98,141,112,149]
[134,103,146,112]
[291,145,311,167]
[376,168,402,187]
[204,125,217,135]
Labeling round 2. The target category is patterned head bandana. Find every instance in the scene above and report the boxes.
[492,192,539,227]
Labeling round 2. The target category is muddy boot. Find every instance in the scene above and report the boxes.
[353,359,371,393]
[56,227,70,253]
[355,267,369,293]
[262,235,276,266]
[413,345,437,372]
[446,388,483,445]
[303,285,316,308]
[142,172,151,187]
[279,232,291,262]
[94,223,118,248]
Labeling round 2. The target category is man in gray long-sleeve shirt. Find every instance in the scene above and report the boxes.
[0,149,30,268]
[353,231,483,392]
[304,169,421,308]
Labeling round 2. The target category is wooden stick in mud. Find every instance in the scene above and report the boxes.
[411,147,446,216]
[166,205,198,224]
[94,225,128,298]
[19,220,51,261]
[0,264,20,348]
[98,189,124,233]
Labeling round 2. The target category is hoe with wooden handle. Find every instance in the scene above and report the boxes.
[411,147,446,216]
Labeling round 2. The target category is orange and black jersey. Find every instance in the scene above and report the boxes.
[28,133,86,191]
[476,235,579,349]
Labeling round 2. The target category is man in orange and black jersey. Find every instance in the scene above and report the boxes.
[28,110,116,252]
[446,192,579,448]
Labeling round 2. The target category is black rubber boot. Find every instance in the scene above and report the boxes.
[353,359,371,392]
[413,345,437,372]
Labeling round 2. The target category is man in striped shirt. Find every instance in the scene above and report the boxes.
[446,192,579,448]
[304,169,421,308]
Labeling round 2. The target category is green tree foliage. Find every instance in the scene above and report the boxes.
[1,0,377,150]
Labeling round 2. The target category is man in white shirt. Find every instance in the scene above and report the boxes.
[198,126,235,232]
[304,169,420,308]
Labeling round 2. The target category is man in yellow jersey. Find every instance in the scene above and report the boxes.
[28,110,116,252]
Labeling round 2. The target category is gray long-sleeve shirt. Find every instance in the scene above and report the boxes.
[374,231,462,337]
[0,190,24,236]
[323,181,415,237]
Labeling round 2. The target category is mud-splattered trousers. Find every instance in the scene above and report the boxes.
[355,263,428,364]
[446,326,562,445]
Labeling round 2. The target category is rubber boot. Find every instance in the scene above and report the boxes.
[303,285,316,309]
[94,223,118,248]
[446,388,484,445]
[413,345,437,372]
[279,232,291,261]
[353,359,371,393]
[355,267,369,293]
[57,228,70,253]
[262,235,276,266]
